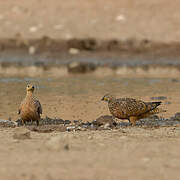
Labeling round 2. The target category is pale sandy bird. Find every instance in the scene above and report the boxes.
[101,94,164,126]
[18,84,42,126]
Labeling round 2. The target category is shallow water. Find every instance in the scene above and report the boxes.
[0,75,179,121]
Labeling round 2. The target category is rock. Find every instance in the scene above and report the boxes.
[16,117,65,126]
[66,126,75,131]
[29,26,38,33]
[67,62,96,74]
[103,123,111,129]
[0,119,17,128]
[150,96,167,100]
[116,14,126,21]
[174,112,180,120]
[93,115,117,127]
[88,136,93,140]
[13,127,31,140]
[64,120,71,125]
[28,46,36,55]
[69,48,80,55]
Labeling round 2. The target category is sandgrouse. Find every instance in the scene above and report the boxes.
[101,94,164,126]
[18,84,42,126]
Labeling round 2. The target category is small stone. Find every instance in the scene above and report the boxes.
[116,15,126,21]
[29,26,38,33]
[88,136,93,140]
[66,126,75,131]
[104,123,111,129]
[13,127,31,140]
[64,120,71,125]
[0,119,17,128]
[175,113,180,119]
[28,46,36,55]
[69,48,79,55]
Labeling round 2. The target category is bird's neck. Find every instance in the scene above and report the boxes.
[108,97,116,103]
[26,91,33,98]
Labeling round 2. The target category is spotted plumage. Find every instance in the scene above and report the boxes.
[18,84,42,126]
[101,94,164,126]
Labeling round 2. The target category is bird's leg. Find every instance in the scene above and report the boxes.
[36,119,39,126]
[21,119,25,126]
[129,116,138,126]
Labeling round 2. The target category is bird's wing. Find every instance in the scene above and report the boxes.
[18,100,25,114]
[117,98,148,116]
[35,99,42,114]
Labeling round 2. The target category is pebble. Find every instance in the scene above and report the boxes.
[88,136,93,140]
[69,48,80,55]
[28,46,36,55]
[29,26,38,33]
[0,119,17,128]
[104,123,111,130]
[13,127,31,140]
[116,14,126,21]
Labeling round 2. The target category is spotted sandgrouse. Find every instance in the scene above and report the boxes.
[18,84,42,126]
[101,94,164,126]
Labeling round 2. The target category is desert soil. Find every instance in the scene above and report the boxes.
[0,75,179,180]
[1,0,180,179]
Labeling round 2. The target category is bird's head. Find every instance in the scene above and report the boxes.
[101,94,115,102]
[26,84,35,92]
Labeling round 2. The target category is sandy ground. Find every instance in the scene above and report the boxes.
[0,0,180,42]
[0,75,179,179]
[1,1,180,179]
[0,127,180,180]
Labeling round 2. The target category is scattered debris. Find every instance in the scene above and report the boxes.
[0,119,17,128]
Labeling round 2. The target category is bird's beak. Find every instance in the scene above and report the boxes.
[101,97,104,101]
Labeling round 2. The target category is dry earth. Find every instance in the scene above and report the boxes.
[0,0,180,179]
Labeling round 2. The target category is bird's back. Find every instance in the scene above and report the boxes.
[108,97,161,119]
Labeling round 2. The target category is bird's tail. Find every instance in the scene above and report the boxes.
[147,101,162,111]
[151,101,162,107]
[149,107,166,114]
[140,107,166,119]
